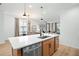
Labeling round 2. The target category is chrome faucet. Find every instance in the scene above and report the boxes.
[40,28,42,36]
[40,28,45,37]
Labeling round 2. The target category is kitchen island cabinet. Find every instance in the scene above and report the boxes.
[42,38,54,56]
[9,33,59,56]
[54,36,59,52]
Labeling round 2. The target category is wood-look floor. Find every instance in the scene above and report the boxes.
[53,45,79,56]
[0,41,79,56]
[0,41,12,56]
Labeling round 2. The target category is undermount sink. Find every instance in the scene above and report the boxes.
[38,36,50,39]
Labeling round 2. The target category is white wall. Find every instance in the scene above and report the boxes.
[60,6,79,49]
[0,12,3,41]
[3,12,16,40]
[0,6,5,43]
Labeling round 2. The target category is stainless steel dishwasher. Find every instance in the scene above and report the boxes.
[22,42,42,56]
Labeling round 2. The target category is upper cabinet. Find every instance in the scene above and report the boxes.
[15,18,40,36]
[15,18,29,36]
[19,18,28,36]
[46,22,60,34]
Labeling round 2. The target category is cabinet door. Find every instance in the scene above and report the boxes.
[15,18,19,36]
[15,18,29,36]
[19,18,28,36]
[43,39,54,56]
[54,36,59,51]
[12,49,22,56]
[43,40,50,56]
[49,39,54,55]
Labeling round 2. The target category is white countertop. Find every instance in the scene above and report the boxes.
[8,33,59,49]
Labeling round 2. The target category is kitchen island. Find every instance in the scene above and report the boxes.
[8,33,59,56]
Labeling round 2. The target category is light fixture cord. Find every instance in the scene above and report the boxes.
[24,3,26,13]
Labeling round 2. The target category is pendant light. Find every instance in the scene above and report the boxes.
[40,6,43,20]
[23,3,26,16]
[0,3,2,5]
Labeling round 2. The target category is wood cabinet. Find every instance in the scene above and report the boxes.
[42,40,49,56]
[42,38,54,56]
[12,49,22,56]
[12,37,59,56]
[54,36,59,52]
[49,39,54,55]
[15,18,19,36]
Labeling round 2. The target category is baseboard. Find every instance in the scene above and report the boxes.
[59,43,79,49]
[0,40,6,44]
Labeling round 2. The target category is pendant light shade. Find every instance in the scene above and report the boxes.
[41,18,43,20]
[0,3,2,5]
[41,6,43,8]
[23,12,26,16]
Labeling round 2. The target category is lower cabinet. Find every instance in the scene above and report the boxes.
[49,39,54,55]
[42,40,50,56]
[54,36,59,52]
[42,38,54,56]
[12,49,22,56]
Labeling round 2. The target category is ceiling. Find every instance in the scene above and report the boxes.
[1,3,79,13]
[0,3,79,23]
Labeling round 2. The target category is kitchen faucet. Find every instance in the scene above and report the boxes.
[40,28,45,37]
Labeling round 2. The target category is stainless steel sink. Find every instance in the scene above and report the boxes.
[38,36,50,39]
